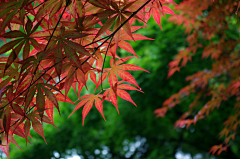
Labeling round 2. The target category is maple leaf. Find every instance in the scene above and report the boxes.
[3,106,11,141]
[68,94,106,126]
[209,144,228,156]
[99,57,149,90]
[23,119,31,146]
[0,0,33,32]
[28,113,47,144]
[64,66,88,97]
[35,0,64,21]
[93,0,139,43]
[0,18,43,60]
[104,26,154,60]
[146,1,176,30]
[154,107,168,117]
[103,81,143,113]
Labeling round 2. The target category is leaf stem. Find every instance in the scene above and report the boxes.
[101,36,113,91]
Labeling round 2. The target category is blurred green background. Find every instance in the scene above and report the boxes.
[3,10,240,159]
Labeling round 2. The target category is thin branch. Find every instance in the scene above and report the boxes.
[101,36,113,91]
[25,1,47,15]
[85,0,151,48]
[23,0,71,110]
[31,0,70,79]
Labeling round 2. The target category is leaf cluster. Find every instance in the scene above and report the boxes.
[0,0,176,158]
[155,0,240,156]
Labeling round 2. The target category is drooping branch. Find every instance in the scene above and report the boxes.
[1,0,153,110]
[0,0,154,136]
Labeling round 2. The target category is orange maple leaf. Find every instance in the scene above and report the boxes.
[68,94,105,126]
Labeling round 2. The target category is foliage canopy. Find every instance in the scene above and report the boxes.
[0,0,176,158]
[0,0,239,158]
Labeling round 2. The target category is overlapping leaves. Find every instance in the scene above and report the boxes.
[0,0,176,158]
